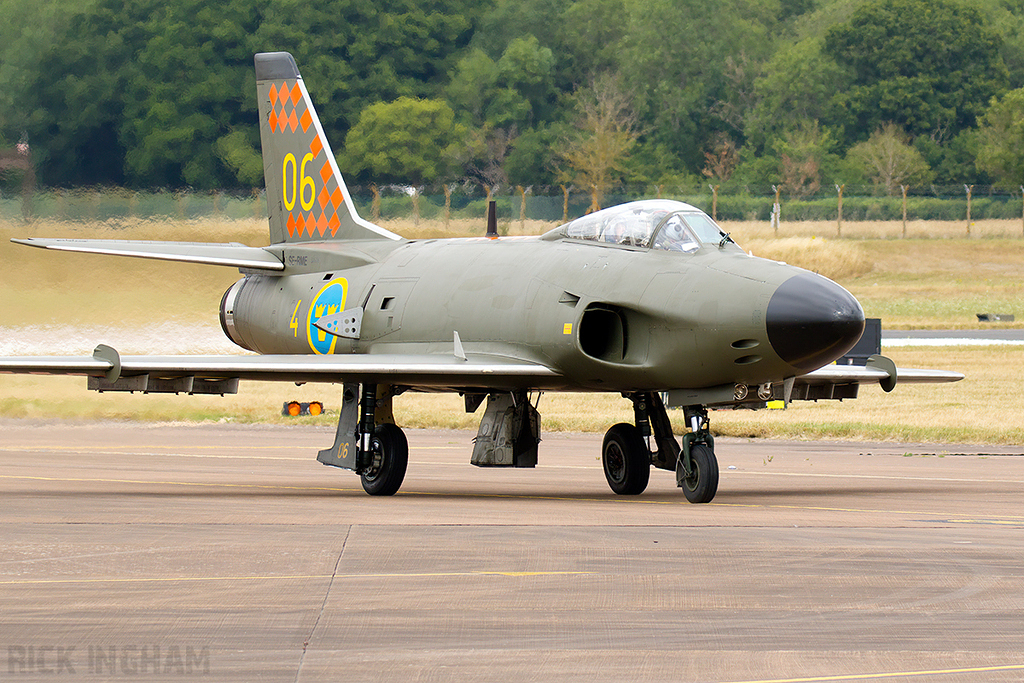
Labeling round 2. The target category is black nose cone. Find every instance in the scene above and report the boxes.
[766,273,865,372]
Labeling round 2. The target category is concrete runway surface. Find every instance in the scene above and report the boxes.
[2,419,1023,682]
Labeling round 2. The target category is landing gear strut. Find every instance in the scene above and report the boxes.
[317,382,409,496]
[600,394,719,503]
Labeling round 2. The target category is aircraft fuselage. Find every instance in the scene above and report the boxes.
[221,229,863,395]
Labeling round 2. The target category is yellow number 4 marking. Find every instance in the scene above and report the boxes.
[291,300,302,337]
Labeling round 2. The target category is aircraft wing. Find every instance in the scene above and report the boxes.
[799,364,965,385]
[0,345,560,393]
[784,354,963,402]
[11,238,284,271]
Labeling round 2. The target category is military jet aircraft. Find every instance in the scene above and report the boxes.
[0,52,962,503]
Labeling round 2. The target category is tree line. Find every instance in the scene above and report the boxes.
[3,0,1024,199]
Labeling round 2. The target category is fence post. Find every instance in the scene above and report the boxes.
[709,184,719,221]
[588,184,600,214]
[443,184,453,229]
[518,185,528,232]
[560,185,570,223]
[1020,186,1023,238]
[964,184,973,236]
[835,184,844,238]
[901,185,908,238]
[771,184,781,236]
[371,184,381,221]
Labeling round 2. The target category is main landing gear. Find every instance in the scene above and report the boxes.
[600,393,719,503]
[317,382,409,496]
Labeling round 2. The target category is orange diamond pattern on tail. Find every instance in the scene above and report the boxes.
[267,78,348,242]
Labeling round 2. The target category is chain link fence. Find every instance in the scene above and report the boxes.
[3,183,1024,234]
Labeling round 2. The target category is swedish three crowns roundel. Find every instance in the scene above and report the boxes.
[307,278,348,354]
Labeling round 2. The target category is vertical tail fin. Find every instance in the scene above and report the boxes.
[254,52,400,244]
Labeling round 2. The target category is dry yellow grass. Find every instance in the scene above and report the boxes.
[742,237,872,281]
[721,218,1024,241]
[2,218,254,326]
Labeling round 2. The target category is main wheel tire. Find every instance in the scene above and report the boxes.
[602,423,651,495]
[682,442,719,504]
[361,424,408,496]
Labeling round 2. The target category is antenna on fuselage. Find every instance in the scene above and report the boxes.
[486,200,498,239]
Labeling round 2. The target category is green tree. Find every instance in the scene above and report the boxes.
[25,0,480,187]
[340,97,464,185]
[847,123,933,195]
[974,0,1024,89]
[619,0,779,172]
[505,125,565,186]
[824,0,1008,145]
[556,73,640,207]
[496,35,557,128]
[976,87,1024,188]
[559,0,628,84]
[774,120,843,197]
[745,38,850,153]
[444,49,500,127]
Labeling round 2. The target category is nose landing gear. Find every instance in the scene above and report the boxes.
[678,407,719,504]
[600,395,719,503]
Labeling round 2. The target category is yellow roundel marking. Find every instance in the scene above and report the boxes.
[563,322,573,335]
[307,278,348,355]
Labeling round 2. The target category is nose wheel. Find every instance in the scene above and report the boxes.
[679,440,718,503]
[600,396,719,503]
[677,407,719,504]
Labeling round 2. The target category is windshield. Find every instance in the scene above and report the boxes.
[651,212,731,252]
[651,214,700,253]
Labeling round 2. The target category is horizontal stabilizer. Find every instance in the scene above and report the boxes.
[11,238,284,270]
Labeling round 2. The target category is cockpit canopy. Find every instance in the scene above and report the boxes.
[557,200,734,253]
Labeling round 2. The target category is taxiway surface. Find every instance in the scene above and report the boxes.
[2,420,1023,682]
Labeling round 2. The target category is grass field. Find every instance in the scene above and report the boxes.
[2,215,1021,443]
